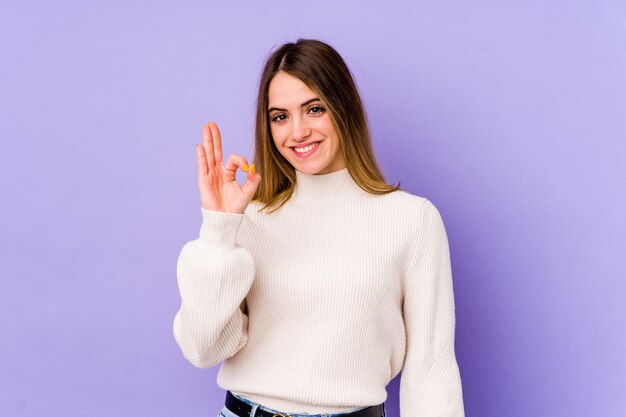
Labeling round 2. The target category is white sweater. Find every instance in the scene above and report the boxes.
[173,167,465,416]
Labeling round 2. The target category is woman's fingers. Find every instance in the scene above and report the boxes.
[208,122,223,167]
[223,154,249,182]
[224,154,261,201]
[240,167,261,201]
[197,121,260,211]
[196,144,208,177]
[203,122,215,168]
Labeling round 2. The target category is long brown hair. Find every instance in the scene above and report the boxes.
[252,38,400,213]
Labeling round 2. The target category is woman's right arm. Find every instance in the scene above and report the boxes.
[173,207,255,368]
[173,121,261,368]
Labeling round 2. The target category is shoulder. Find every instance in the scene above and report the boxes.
[375,190,450,255]
[382,188,428,207]
[375,189,435,225]
[391,189,445,218]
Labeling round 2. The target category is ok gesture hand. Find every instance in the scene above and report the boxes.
[197,122,261,214]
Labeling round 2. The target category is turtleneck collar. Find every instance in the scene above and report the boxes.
[292,167,366,203]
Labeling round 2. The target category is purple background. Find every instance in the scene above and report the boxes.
[1,1,625,416]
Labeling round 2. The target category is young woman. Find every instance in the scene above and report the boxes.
[173,39,465,417]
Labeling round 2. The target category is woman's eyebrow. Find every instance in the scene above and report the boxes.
[268,97,320,113]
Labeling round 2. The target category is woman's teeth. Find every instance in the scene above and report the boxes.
[294,142,319,153]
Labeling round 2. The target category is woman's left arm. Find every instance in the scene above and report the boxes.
[400,199,465,417]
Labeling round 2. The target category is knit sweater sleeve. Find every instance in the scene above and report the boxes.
[172,207,255,369]
[400,199,465,417]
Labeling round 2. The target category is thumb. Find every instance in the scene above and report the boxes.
[241,169,261,201]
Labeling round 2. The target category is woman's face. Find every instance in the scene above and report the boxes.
[267,71,346,175]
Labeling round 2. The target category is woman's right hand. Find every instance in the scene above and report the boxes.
[197,121,261,214]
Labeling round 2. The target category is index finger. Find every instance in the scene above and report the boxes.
[208,122,224,166]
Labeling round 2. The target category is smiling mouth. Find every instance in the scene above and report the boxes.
[291,141,320,154]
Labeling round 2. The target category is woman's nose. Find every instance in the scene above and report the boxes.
[292,118,311,141]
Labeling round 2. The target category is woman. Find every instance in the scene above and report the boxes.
[173,39,465,417]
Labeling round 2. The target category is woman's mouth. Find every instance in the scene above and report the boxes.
[291,141,320,158]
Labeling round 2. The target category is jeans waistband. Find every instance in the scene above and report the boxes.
[224,391,386,417]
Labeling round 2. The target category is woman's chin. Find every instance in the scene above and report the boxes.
[291,160,317,174]
[295,164,325,175]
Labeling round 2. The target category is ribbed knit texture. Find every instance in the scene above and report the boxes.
[173,167,465,416]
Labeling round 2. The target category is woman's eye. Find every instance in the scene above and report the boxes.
[308,105,325,115]
[271,114,287,123]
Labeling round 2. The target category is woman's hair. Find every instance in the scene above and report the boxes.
[252,38,401,213]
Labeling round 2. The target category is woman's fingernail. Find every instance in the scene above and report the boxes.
[251,163,256,174]
[243,163,249,172]
[207,121,211,127]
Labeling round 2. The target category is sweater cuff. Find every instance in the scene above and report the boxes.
[199,206,244,247]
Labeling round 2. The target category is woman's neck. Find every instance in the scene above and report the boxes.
[291,167,365,203]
